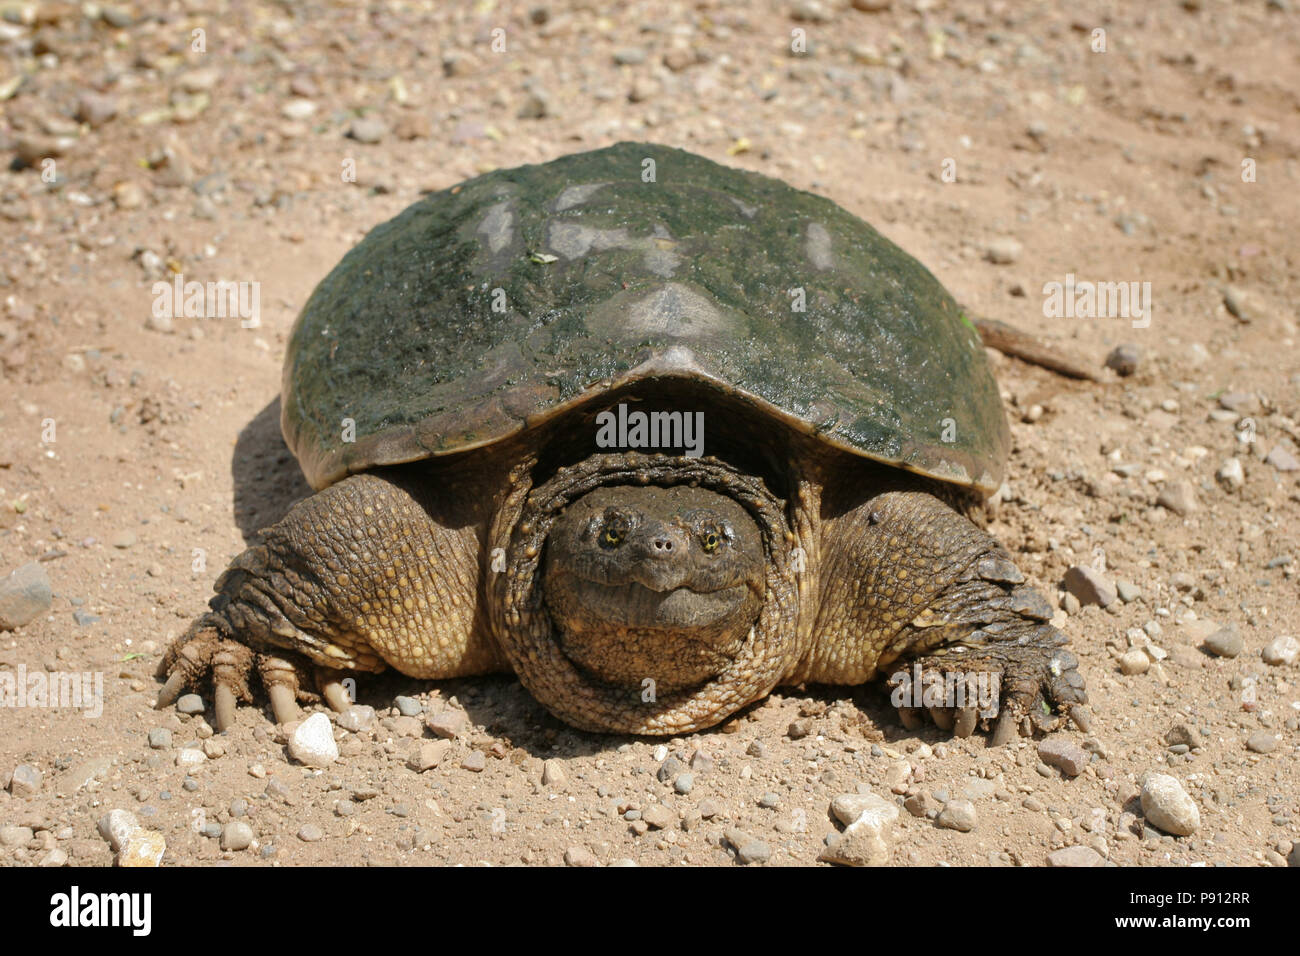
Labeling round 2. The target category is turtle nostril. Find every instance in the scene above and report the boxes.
[651,536,674,553]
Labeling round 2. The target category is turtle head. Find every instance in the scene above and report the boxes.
[542,484,764,692]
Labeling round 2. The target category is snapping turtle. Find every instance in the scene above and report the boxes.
[158,142,1089,743]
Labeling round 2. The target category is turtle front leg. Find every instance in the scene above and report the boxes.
[157,471,503,730]
[797,484,1088,743]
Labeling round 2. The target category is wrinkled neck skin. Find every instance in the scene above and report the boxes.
[486,451,806,736]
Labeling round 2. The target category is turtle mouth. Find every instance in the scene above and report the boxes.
[561,576,755,631]
[545,573,761,692]
[551,578,758,692]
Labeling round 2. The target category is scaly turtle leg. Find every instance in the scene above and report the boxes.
[798,481,1089,743]
[156,471,503,730]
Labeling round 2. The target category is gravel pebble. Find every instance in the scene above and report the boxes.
[830,792,899,828]
[1165,723,1202,749]
[1037,739,1090,777]
[1265,443,1300,472]
[175,749,206,771]
[0,563,53,630]
[1168,645,1205,669]
[1204,628,1243,658]
[1119,649,1150,675]
[936,799,977,832]
[176,694,205,715]
[1063,565,1117,608]
[724,828,771,864]
[390,716,423,737]
[1047,845,1105,867]
[117,830,165,867]
[1246,732,1278,754]
[221,821,254,851]
[281,98,317,120]
[425,710,467,739]
[1222,286,1251,321]
[9,764,42,797]
[460,751,486,772]
[0,825,33,847]
[564,845,598,867]
[985,237,1022,264]
[612,47,647,65]
[406,740,451,772]
[1104,344,1140,376]
[541,759,567,787]
[76,92,119,126]
[656,756,684,783]
[297,824,323,842]
[1116,579,1141,603]
[394,696,423,716]
[348,117,387,143]
[819,815,892,866]
[1216,458,1245,491]
[641,804,675,830]
[147,728,172,750]
[97,809,140,851]
[1141,773,1200,836]
[1156,481,1198,516]
[336,705,376,732]
[517,89,552,119]
[1262,635,1299,666]
[689,750,713,773]
[288,713,339,767]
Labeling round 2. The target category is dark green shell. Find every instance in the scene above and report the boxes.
[282,142,1009,493]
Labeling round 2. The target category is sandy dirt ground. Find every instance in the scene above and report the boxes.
[0,0,1298,868]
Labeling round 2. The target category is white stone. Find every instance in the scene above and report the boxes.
[1119,649,1150,675]
[1216,457,1244,490]
[175,748,208,771]
[118,830,166,867]
[830,792,899,829]
[819,815,892,866]
[1262,635,1299,666]
[1141,773,1200,836]
[97,809,140,851]
[288,712,339,767]
[336,704,376,732]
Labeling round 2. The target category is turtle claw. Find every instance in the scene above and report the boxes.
[258,655,303,725]
[898,706,924,731]
[928,706,954,731]
[895,618,1089,746]
[267,684,299,725]
[318,674,352,713]
[156,627,257,730]
[990,709,1019,747]
[156,618,319,729]
[214,683,238,732]
[155,670,188,711]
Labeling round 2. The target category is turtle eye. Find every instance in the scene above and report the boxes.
[599,515,629,549]
[700,524,723,553]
